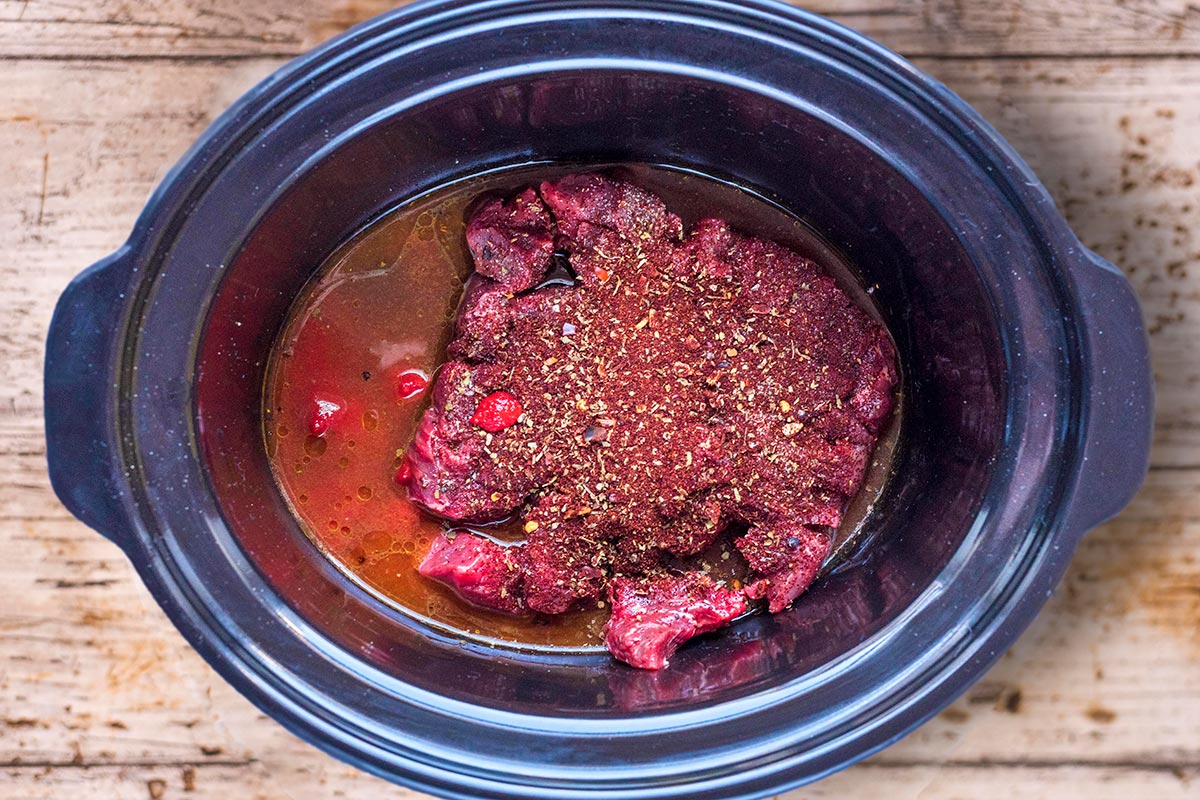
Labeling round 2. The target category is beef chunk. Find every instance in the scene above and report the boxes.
[417,532,526,614]
[402,359,551,522]
[604,573,747,670]
[736,524,833,613]
[403,172,898,668]
[464,188,554,294]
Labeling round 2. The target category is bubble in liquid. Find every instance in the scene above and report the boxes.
[401,540,416,555]
[347,439,356,449]
[362,410,379,431]
[416,535,429,547]
[357,485,373,501]
[304,435,327,457]
[277,424,290,438]
[339,456,351,468]
[344,494,353,503]
[302,455,311,464]
[340,526,351,535]
[327,520,338,530]
[362,530,391,551]
[298,494,308,504]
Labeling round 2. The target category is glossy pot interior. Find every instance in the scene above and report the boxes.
[44,1,1152,797]
[198,69,1002,712]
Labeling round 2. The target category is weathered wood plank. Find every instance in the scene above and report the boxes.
[883,467,1200,766]
[0,57,282,438]
[2,468,1197,795]
[1,762,1195,800]
[3,31,1199,800]
[0,762,421,800]
[1,57,1196,464]
[2,0,1200,59]
[919,58,1200,467]
[793,763,1200,799]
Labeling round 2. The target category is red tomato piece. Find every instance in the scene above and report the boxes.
[309,397,345,436]
[396,370,429,400]
[470,391,523,432]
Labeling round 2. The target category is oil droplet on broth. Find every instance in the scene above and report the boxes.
[362,410,379,431]
[357,485,373,501]
[304,435,327,457]
[415,210,437,242]
[277,424,290,438]
[362,530,392,551]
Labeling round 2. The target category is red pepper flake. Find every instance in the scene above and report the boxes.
[595,267,611,283]
[471,391,523,432]
[309,397,344,436]
[396,369,429,400]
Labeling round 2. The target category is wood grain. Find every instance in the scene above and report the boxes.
[4,57,1197,464]
[2,0,1200,59]
[3,472,1196,772]
[3,762,1197,800]
[2,2,1198,799]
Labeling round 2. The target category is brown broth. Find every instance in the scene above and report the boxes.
[263,163,900,652]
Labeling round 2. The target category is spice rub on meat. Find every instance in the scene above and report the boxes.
[401,173,898,669]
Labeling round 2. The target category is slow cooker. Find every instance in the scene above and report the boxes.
[45,1,1153,797]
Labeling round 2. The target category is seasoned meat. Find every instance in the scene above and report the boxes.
[417,532,526,614]
[604,573,748,670]
[403,173,897,668]
[464,187,555,294]
[736,523,832,613]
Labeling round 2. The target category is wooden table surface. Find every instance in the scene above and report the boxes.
[2,1,1197,798]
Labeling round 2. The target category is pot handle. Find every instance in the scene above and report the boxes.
[44,248,136,553]
[1061,248,1154,537]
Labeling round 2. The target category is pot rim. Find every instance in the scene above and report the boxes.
[43,1,1152,798]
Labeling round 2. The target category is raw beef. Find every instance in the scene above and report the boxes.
[402,173,897,668]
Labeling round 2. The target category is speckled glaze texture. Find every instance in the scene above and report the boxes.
[44,1,1152,798]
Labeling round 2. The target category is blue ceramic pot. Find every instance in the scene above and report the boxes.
[45,1,1152,797]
